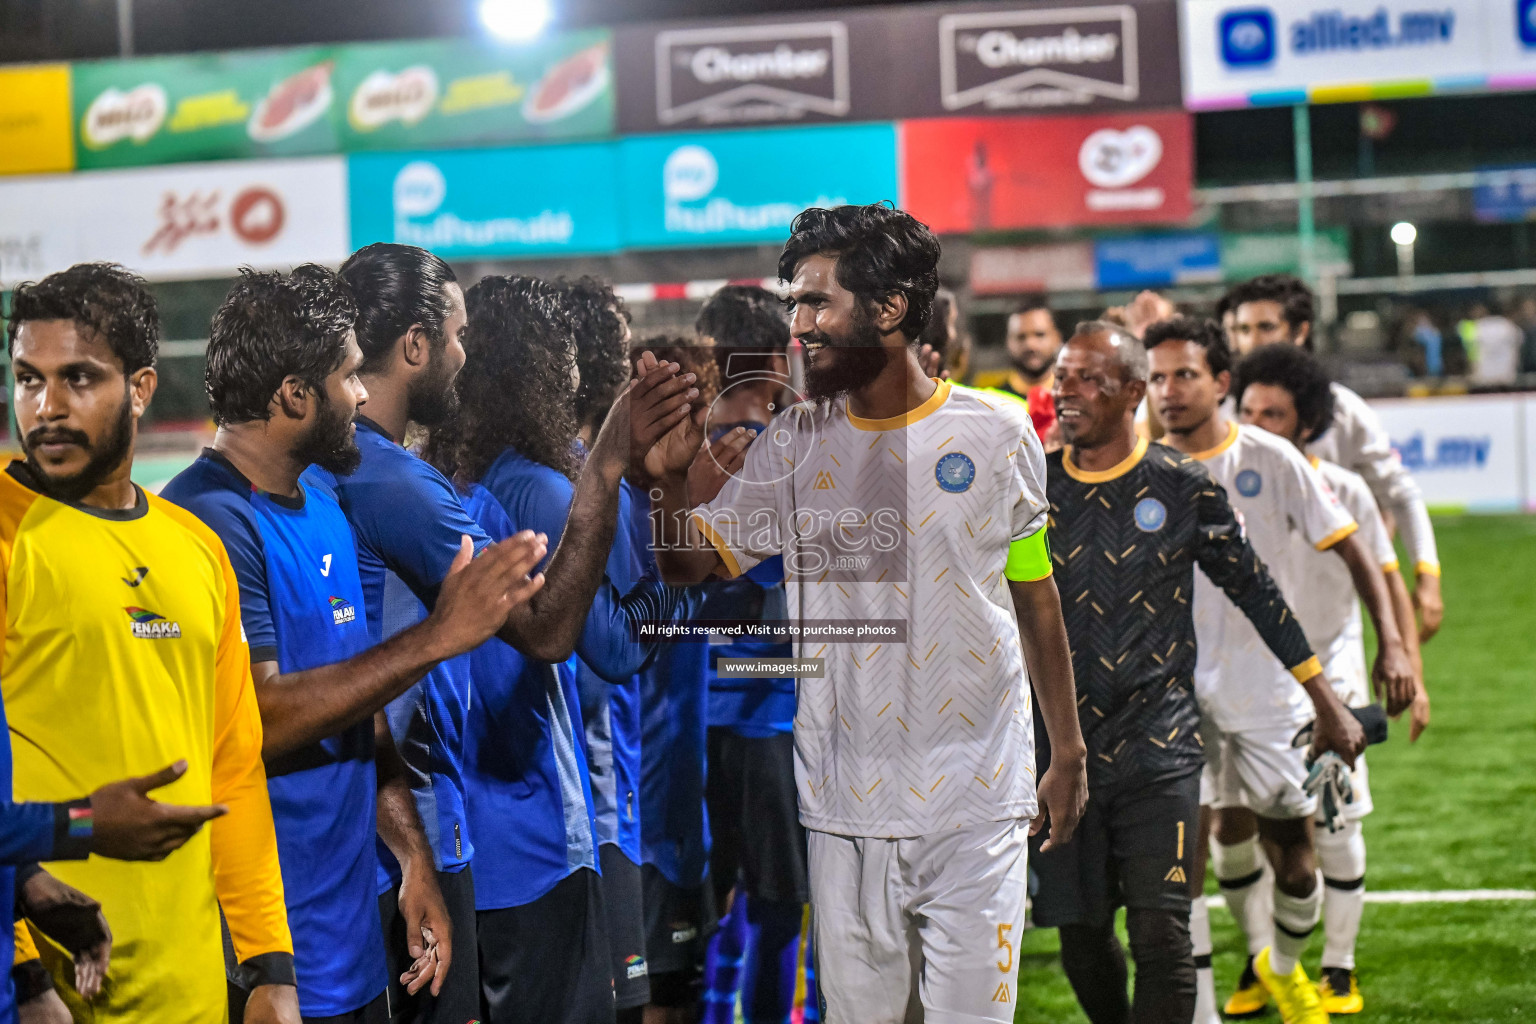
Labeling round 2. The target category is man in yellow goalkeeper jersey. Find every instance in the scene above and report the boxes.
[3,263,297,1023]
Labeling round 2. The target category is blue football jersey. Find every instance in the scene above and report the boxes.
[163,451,386,1016]
[305,418,488,881]
[478,452,670,866]
[627,486,711,888]
[458,482,597,909]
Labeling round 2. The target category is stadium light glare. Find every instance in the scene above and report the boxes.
[1390,221,1418,247]
[479,0,551,41]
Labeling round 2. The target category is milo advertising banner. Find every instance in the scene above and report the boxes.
[334,31,615,150]
[73,47,340,169]
[71,31,615,169]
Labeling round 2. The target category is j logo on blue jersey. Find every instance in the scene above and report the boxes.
[1220,7,1276,66]
[1235,469,1263,497]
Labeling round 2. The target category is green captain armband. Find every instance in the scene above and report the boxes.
[1004,530,1052,582]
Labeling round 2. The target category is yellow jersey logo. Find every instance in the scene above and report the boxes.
[124,606,181,640]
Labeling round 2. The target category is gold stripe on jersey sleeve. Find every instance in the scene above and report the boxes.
[1314,521,1358,551]
[691,513,743,578]
[1289,655,1324,682]
[1415,560,1441,577]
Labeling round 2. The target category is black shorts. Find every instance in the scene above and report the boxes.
[599,844,651,1011]
[640,864,716,985]
[378,864,480,1024]
[1030,770,1200,929]
[303,994,389,1024]
[478,866,613,1024]
[705,728,809,908]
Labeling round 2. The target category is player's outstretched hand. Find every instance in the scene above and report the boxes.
[1413,573,1443,642]
[1372,640,1417,718]
[243,983,301,1024]
[89,760,227,861]
[18,868,111,1000]
[629,352,702,480]
[1032,756,1088,851]
[688,426,755,506]
[1409,686,1430,742]
[397,860,452,997]
[429,533,548,657]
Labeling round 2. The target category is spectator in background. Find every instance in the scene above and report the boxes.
[1513,295,1536,375]
[1468,301,1521,385]
[992,296,1062,446]
[1405,311,1444,377]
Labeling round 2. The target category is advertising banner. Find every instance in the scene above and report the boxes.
[616,12,891,131]
[619,123,899,249]
[1181,0,1536,110]
[888,0,1185,116]
[1094,232,1222,287]
[1219,228,1352,277]
[615,0,1182,133]
[0,157,349,288]
[0,65,75,176]
[334,32,614,151]
[1524,395,1536,511]
[1369,394,1523,511]
[72,48,341,169]
[1472,165,1536,222]
[348,145,621,259]
[901,110,1194,233]
[969,242,1098,293]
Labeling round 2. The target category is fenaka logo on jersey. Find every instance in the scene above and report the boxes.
[624,954,649,980]
[329,595,357,625]
[940,6,1139,112]
[656,22,850,126]
[1235,469,1263,497]
[124,606,181,640]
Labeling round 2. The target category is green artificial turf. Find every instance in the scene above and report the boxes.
[1013,515,1536,1023]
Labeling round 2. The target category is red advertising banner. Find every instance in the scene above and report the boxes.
[901,110,1194,233]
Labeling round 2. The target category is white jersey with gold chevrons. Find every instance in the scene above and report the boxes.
[695,380,1049,838]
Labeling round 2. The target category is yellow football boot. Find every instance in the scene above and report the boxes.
[1318,967,1363,1014]
[1252,947,1329,1024]
[1224,955,1272,1018]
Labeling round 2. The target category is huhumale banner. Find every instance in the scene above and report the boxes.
[618,123,900,248]
[333,31,614,150]
[348,144,622,259]
[72,47,341,169]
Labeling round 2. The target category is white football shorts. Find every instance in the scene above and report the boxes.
[1199,721,1318,819]
[808,818,1030,1024]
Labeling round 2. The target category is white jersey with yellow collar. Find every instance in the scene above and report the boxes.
[1190,422,1357,731]
[694,380,1050,838]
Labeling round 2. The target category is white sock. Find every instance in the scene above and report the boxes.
[1271,871,1323,975]
[1316,820,1367,972]
[1190,896,1221,1024]
[1211,835,1273,956]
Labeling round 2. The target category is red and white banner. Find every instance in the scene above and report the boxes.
[901,111,1194,234]
[0,156,349,289]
